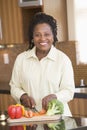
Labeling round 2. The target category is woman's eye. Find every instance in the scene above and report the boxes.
[33,33,52,38]
[44,33,50,37]
[34,34,40,37]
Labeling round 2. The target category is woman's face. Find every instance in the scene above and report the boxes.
[33,23,54,53]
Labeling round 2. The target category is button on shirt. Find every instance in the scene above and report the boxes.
[9,45,75,116]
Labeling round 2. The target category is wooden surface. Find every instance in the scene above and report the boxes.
[69,98,87,117]
[7,114,61,124]
[0,0,23,44]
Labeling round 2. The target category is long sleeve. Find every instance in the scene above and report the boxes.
[9,53,26,103]
[55,57,75,103]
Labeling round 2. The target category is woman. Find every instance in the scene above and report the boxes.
[9,12,75,116]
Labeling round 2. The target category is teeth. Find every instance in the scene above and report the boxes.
[40,42,47,45]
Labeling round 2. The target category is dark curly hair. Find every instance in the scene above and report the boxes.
[28,12,58,49]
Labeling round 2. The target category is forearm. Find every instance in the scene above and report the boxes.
[10,83,26,103]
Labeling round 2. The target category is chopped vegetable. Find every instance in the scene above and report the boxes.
[39,108,46,115]
[28,110,34,118]
[46,99,64,116]
[33,112,40,116]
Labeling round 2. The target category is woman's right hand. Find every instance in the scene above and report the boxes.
[20,93,36,108]
[42,94,57,110]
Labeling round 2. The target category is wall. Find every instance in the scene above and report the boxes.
[0,44,28,82]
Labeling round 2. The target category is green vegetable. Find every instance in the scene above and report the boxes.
[47,120,65,130]
[46,99,64,116]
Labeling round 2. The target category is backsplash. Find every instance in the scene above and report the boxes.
[0,44,28,82]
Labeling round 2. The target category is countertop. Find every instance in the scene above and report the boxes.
[0,82,10,94]
[74,85,87,99]
[1,116,87,130]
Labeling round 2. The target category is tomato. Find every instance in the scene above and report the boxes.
[8,105,22,119]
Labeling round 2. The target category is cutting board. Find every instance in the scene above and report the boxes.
[7,114,62,124]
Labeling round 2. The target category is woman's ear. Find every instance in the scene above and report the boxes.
[31,39,34,43]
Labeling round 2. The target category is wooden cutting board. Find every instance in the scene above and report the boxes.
[7,114,62,124]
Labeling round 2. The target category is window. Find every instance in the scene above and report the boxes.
[75,0,87,64]
[67,0,87,64]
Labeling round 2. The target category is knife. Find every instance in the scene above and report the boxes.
[31,107,39,112]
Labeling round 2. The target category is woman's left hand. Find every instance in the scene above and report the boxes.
[42,94,57,110]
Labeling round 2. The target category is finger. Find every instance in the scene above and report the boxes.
[26,98,32,108]
[22,97,31,108]
[29,97,36,108]
[42,98,46,109]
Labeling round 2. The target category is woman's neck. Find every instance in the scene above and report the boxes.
[36,48,50,60]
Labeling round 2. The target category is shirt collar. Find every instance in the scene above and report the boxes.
[47,45,57,61]
[26,45,57,61]
[26,47,37,59]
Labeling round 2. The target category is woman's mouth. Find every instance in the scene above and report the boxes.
[40,42,47,45]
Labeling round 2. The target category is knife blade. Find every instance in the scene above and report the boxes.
[31,107,39,112]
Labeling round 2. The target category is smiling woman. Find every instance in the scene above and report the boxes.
[9,12,75,117]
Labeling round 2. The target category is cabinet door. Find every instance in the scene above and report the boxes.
[68,98,80,117]
[0,0,23,44]
[43,0,68,41]
[0,94,16,112]
[78,99,87,117]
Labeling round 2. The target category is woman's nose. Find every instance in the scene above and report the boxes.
[40,35,46,40]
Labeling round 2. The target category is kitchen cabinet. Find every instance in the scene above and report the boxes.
[0,94,16,112]
[43,0,68,41]
[78,99,87,117]
[68,98,80,117]
[21,7,42,43]
[69,98,87,117]
[0,0,23,44]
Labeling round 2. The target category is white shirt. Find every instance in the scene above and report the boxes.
[9,45,75,116]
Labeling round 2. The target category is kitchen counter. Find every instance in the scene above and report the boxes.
[74,93,87,99]
[75,86,87,98]
[1,116,87,130]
